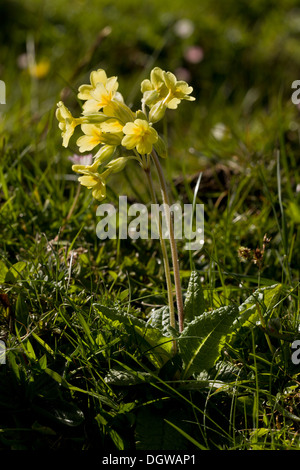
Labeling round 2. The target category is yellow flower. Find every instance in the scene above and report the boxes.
[122,119,158,155]
[141,67,168,106]
[141,67,195,119]
[29,59,50,79]
[78,69,124,117]
[162,70,195,109]
[82,82,118,115]
[77,69,135,124]
[76,124,103,152]
[76,122,123,152]
[72,160,109,201]
[78,173,107,201]
[78,69,119,101]
[56,101,82,147]
[73,155,131,201]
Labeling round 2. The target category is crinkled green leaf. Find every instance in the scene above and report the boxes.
[179,304,239,378]
[147,306,178,337]
[94,303,146,329]
[133,324,174,368]
[94,303,173,368]
[184,270,205,324]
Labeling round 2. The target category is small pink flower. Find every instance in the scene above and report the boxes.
[68,153,93,166]
[184,46,204,64]
[174,67,191,82]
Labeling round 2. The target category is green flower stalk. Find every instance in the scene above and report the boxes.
[56,67,195,335]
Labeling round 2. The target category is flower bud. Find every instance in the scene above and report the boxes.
[72,159,99,174]
[107,101,135,124]
[106,157,128,174]
[94,145,116,164]
[82,113,112,124]
[135,109,148,121]
[149,101,166,123]
[154,135,167,158]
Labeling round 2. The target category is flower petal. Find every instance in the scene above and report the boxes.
[78,175,99,188]
[90,69,107,88]
[82,99,102,115]
[77,84,93,100]
[166,97,181,109]
[151,67,165,89]
[122,119,158,155]
[92,183,106,201]
[121,133,138,149]
[163,71,177,89]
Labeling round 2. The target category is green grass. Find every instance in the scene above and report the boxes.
[0,0,299,451]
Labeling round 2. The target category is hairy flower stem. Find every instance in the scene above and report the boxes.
[144,168,177,345]
[151,150,184,333]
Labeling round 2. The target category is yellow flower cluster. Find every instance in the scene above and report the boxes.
[141,67,195,122]
[56,67,195,200]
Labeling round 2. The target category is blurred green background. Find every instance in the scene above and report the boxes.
[1,0,300,163]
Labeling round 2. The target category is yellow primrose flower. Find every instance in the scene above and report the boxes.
[76,124,104,152]
[78,173,107,201]
[76,123,123,153]
[73,160,110,201]
[73,156,131,201]
[82,82,118,114]
[56,101,83,147]
[78,69,119,101]
[122,119,158,155]
[162,70,195,109]
[141,67,195,112]
[141,67,168,106]
[81,79,126,117]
